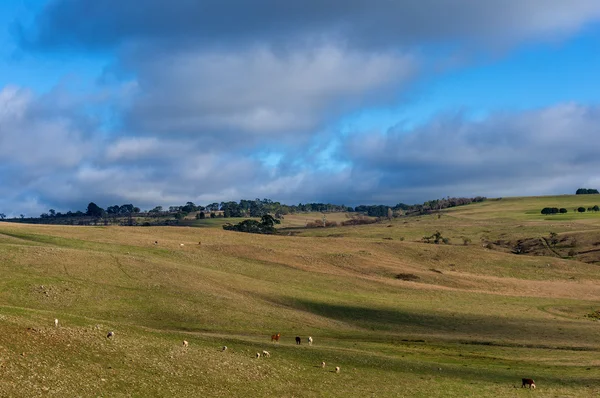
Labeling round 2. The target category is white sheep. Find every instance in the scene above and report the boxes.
[262,350,270,357]
[107,331,114,338]
[335,366,340,373]
[307,336,313,345]
[54,318,59,328]
[183,340,189,347]
[321,361,326,368]
[256,352,261,358]
[180,243,185,247]
[222,346,228,351]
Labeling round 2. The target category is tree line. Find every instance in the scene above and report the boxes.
[0,195,487,225]
[541,205,600,215]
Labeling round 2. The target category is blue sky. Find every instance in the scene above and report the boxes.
[1,0,600,216]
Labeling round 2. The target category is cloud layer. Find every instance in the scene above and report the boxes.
[21,0,600,50]
[2,1,600,215]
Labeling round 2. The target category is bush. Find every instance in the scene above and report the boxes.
[422,231,449,244]
[559,208,567,213]
[578,207,586,213]
[341,215,377,226]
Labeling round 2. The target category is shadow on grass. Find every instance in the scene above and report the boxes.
[274,297,600,351]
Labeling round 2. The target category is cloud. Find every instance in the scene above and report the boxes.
[0,86,92,171]
[119,45,416,142]
[20,0,600,51]
[339,103,600,202]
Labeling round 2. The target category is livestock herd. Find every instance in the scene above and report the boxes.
[48,318,538,387]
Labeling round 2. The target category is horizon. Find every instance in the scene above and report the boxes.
[1,1,600,217]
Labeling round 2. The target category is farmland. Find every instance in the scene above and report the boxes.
[0,195,599,396]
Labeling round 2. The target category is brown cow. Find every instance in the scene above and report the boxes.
[271,333,280,342]
[522,378,536,389]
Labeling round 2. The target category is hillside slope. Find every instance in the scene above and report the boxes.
[1,195,599,396]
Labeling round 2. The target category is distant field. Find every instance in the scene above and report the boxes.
[1,195,600,396]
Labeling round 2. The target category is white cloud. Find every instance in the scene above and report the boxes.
[122,45,417,141]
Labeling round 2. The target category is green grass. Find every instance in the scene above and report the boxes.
[1,195,600,396]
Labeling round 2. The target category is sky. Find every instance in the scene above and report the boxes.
[1,0,600,216]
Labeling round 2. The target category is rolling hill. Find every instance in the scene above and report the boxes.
[1,195,599,396]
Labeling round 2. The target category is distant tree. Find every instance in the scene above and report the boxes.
[577,207,586,213]
[49,209,56,217]
[0,213,5,220]
[174,212,186,220]
[541,207,559,215]
[119,204,135,214]
[20,214,24,219]
[222,214,280,234]
[593,205,600,212]
[559,208,568,213]
[86,202,105,218]
[149,206,163,213]
[106,205,120,215]
[576,188,599,194]
[260,214,281,229]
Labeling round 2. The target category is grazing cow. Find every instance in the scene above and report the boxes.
[522,378,536,389]
[321,361,326,368]
[154,241,158,245]
[183,340,189,347]
[107,331,114,338]
[307,336,313,345]
[262,350,271,357]
[271,333,280,342]
[256,352,261,358]
[295,336,301,345]
[222,346,228,351]
[335,366,340,373]
[54,319,59,328]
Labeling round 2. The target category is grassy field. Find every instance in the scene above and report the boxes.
[1,195,599,396]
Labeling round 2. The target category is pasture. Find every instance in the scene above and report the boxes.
[1,195,599,396]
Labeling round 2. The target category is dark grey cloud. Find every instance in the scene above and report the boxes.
[20,0,600,51]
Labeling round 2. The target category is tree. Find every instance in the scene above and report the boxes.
[49,209,56,217]
[106,205,120,215]
[86,202,105,218]
[577,207,586,213]
[576,188,599,194]
[0,213,5,220]
[593,205,600,212]
[260,214,281,228]
[559,208,568,213]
